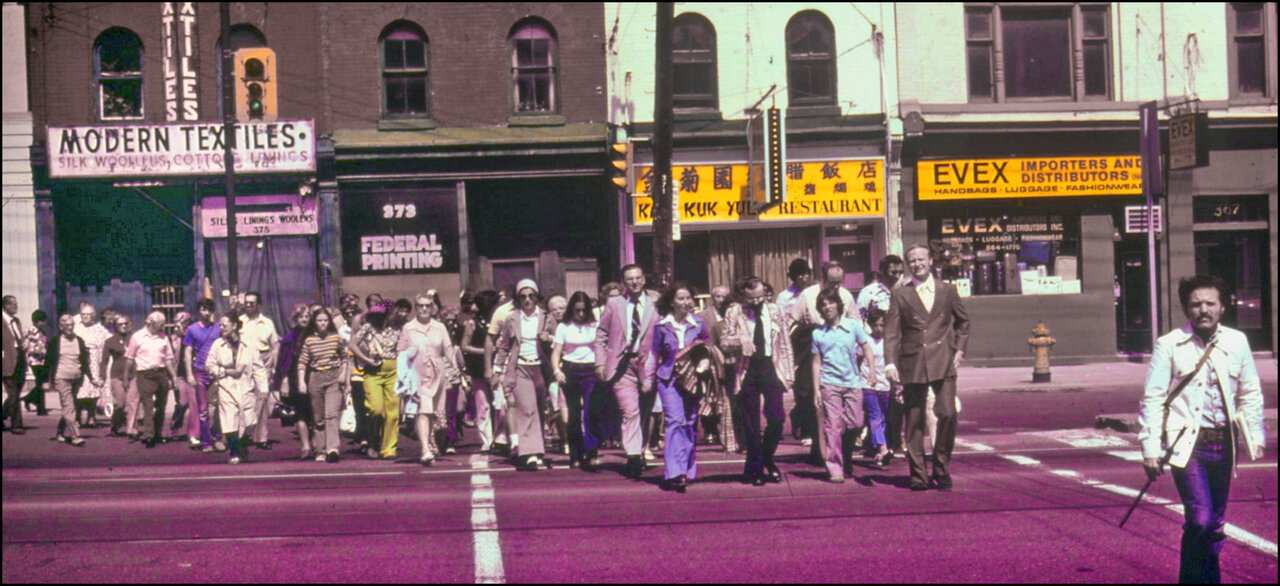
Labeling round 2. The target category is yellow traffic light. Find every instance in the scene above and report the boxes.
[609,141,631,191]
[234,48,277,122]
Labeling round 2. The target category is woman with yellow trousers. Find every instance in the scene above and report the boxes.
[351,300,404,460]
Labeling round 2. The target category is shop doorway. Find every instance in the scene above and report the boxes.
[1195,230,1272,351]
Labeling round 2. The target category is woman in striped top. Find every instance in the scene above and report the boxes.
[297,308,346,463]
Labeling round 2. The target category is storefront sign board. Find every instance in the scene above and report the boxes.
[201,194,318,238]
[340,189,459,276]
[633,159,884,224]
[48,120,316,178]
[917,156,1143,200]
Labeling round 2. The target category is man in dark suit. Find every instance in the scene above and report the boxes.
[885,244,969,492]
[2,295,26,434]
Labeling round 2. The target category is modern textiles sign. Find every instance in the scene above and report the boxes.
[47,120,316,178]
[341,189,459,276]
[201,195,318,238]
[917,156,1144,200]
[632,158,884,224]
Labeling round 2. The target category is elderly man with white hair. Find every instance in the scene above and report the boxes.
[125,311,179,448]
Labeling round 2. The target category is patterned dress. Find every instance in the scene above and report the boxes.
[74,323,111,402]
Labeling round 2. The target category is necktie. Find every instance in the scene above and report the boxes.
[629,298,641,351]
[12,317,22,339]
[753,306,766,357]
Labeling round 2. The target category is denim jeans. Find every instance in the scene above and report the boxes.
[1170,438,1232,584]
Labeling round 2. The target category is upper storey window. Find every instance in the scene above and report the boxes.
[95,28,144,120]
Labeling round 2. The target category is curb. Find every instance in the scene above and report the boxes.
[1096,408,1280,434]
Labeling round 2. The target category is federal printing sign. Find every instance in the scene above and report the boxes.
[341,189,460,276]
[47,120,316,178]
[917,156,1144,201]
[201,194,318,238]
[632,158,884,224]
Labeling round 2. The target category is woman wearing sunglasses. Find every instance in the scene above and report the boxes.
[491,279,552,471]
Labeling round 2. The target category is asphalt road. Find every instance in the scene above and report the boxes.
[4,364,1277,583]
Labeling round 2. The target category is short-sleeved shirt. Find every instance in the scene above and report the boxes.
[554,322,597,365]
[862,336,889,392]
[794,284,857,326]
[487,302,515,337]
[55,336,82,380]
[810,317,870,389]
[183,321,222,372]
[126,329,174,372]
[102,333,132,380]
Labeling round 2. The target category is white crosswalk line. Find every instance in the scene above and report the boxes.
[469,455,505,584]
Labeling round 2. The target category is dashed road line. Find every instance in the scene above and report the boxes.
[995,443,1278,559]
[470,455,505,584]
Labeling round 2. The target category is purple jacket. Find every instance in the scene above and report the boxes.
[643,315,710,386]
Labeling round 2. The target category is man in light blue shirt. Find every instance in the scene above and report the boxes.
[810,286,878,483]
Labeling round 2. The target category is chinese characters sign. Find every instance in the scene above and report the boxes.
[632,159,884,224]
[47,120,316,178]
[917,156,1143,201]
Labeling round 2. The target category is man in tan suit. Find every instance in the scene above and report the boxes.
[885,244,969,492]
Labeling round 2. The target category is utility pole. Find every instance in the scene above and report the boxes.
[652,2,674,290]
[220,2,239,298]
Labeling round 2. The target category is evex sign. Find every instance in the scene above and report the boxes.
[917,156,1143,200]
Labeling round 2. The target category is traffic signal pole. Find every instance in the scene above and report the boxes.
[652,2,674,290]
[220,2,238,298]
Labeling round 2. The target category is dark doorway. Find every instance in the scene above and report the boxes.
[1115,239,1155,354]
[1195,230,1273,351]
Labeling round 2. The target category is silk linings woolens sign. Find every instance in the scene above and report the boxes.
[47,120,316,178]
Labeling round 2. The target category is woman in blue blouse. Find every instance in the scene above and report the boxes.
[644,282,709,493]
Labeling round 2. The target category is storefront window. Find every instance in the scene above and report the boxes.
[928,213,1081,296]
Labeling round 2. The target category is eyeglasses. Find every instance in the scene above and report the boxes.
[416,303,435,309]
[517,293,538,300]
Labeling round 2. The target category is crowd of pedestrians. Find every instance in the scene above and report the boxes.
[1,252,966,493]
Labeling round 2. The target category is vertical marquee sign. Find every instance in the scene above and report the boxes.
[162,3,200,122]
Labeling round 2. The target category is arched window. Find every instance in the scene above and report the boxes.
[510,20,557,114]
[95,28,144,120]
[786,11,836,106]
[673,13,717,110]
[381,22,430,118]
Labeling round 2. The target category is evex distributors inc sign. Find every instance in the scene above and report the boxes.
[917,156,1143,200]
[47,120,316,178]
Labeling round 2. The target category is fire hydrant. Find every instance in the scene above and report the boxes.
[1028,322,1055,382]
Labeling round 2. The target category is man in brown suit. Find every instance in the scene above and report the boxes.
[885,244,969,492]
[2,295,26,434]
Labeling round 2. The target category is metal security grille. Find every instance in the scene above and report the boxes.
[151,284,185,335]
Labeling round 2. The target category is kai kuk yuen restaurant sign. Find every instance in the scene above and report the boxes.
[917,155,1144,200]
[47,120,316,178]
[632,158,884,224]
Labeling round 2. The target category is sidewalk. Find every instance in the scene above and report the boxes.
[958,356,1278,393]
[956,357,1279,433]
